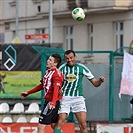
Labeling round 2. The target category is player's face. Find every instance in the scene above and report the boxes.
[46,56,56,68]
[65,52,76,67]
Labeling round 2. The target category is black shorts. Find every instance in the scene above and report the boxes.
[39,100,60,125]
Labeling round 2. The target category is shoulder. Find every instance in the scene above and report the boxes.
[53,68,63,76]
[76,63,91,73]
[77,63,89,69]
[53,68,64,81]
[59,63,67,69]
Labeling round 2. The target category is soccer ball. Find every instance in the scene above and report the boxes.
[72,7,85,21]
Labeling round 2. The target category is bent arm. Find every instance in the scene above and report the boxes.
[50,75,63,108]
[50,84,60,107]
[90,76,105,87]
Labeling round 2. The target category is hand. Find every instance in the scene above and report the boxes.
[49,104,55,110]
[20,92,28,99]
[99,76,105,83]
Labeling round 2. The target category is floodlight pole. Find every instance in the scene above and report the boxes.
[49,0,53,46]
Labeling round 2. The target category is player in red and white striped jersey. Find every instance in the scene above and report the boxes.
[20,54,64,133]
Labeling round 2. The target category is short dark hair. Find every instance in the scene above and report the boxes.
[64,50,76,56]
[51,54,62,68]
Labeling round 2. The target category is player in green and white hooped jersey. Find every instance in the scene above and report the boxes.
[53,50,105,133]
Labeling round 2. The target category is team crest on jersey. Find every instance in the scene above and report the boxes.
[66,74,76,82]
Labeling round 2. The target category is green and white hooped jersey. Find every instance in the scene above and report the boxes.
[59,63,94,96]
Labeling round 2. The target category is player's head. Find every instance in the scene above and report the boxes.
[64,50,77,67]
[46,54,62,68]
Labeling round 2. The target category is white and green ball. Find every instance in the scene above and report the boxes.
[72,7,85,21]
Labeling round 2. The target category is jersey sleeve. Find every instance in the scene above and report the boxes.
[82,65,94,80]
[27,79,43,94]
[50,72,63,106]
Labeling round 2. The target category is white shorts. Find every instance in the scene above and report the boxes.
[58,96,87,115]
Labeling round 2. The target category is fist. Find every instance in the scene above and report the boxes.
[99,76,105,83]
[20,92,28,99]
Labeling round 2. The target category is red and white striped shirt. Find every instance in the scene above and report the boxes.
[43,68,64,105]
[27,68,64,106]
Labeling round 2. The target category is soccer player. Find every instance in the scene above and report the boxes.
[20,54,64,133]
[53,50,105,133]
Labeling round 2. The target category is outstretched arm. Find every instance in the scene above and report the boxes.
[20,83,43,99]
[90,76,105,87]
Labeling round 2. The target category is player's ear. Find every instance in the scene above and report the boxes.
[54,62,58,67]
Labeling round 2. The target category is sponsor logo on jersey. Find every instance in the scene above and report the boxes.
[66,74,76,82]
